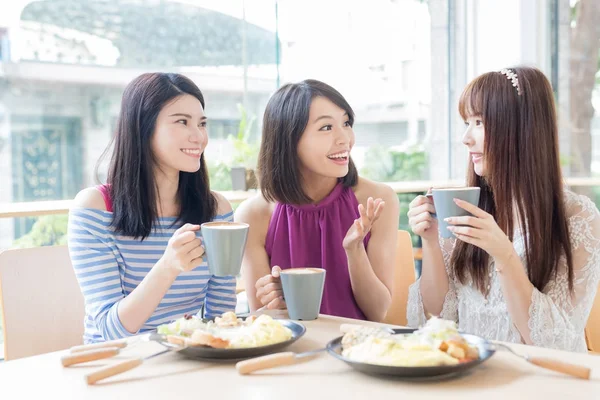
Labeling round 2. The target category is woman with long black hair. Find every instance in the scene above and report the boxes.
[68,73,236,343]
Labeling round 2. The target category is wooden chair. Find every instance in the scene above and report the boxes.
[382,230,417,326]
[585,282,600,353]
[0,245,85,360]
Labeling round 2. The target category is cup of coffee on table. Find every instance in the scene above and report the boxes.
[279,268,326,320]
[431,187,481,238]
[200,222,249,276]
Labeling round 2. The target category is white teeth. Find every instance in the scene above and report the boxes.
[181,149,201,155]
[327,152,349,159]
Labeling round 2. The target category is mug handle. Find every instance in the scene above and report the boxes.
[425,193,437,218]
[197,231,208,262]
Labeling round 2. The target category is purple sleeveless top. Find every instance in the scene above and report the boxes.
[265,183,370,320]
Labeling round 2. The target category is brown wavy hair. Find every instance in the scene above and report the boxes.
[452,66,573,294]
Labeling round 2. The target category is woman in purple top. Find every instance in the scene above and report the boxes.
[235,80,400,321]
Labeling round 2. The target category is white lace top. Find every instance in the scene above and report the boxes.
[407,190,600,352]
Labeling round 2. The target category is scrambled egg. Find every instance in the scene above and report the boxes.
[342,336,459,367]
[208,314,293,348]
[158,313,293,349]
[341,317,478,367]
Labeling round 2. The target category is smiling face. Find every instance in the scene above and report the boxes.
[151,94,208,175]
[462,115,486,176]
[296,96,355,181]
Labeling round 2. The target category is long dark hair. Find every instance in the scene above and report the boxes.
[453,66,574,294]
[99,73,216,239]
[257,79,359,204]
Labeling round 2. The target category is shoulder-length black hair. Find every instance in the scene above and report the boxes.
[99,72,216,239]
[257,79,359,204]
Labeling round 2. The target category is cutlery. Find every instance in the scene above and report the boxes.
[62,335,151,366]
[236,324,400,375]
[236,347,328,375]
[339,323,395,334]
[69,338,129,353]
[85,343,186,385]
[61,347,123,367]
[493,343,591,380]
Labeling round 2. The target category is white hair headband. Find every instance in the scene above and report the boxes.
[500,68,521,96]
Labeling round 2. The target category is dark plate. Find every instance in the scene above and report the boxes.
[326,328,495,379]
[152,319,306,360]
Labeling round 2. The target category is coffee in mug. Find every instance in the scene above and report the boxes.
[279,267,326,320]
[431,187,480,238]
[200,221,249,276]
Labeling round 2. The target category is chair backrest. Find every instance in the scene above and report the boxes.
[0,245,85,360]
[585,282,600,353]
[382,230,416,326]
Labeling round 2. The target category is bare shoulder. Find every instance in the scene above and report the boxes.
[234,193,275,224]
[211,191,233,216]
[354,177,399,207]
[71,187,107,211]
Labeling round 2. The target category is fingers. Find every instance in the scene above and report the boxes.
[410,211,434,226]
[266,296,286,310]
[359,197,385,224]
[256,281,282,299]
[255,273,276,291]
[409,195,431,209]
[188,254,205,270]
[453,198,488,218]
[187,244,205,262]
[354,219,364,237]
[179,237,202,254]
[407,202,436,218]
[372,200,385,220]
[447,225,480,238]
[271,265,282,278]
[452,231,478,245]
[171,239,203,272]
[445,215,483,228]
[366,197,374,218]
[174,223,200,236]
[255,269,282,297]
[171,230,198,247]
[412,221,433,233]
[254,267,285,307]
[260,289,284,306]
[358,203,366,219]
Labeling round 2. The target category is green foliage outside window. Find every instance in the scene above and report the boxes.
[360,145,428,183]
[360,145,428,246]
[11,215,68,249]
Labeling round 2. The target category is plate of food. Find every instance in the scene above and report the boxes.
[153,312,306,360]
[326,318,495,379]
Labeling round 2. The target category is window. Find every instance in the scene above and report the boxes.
[0,0,598,248]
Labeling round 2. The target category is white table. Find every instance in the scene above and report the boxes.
[1,315,599,399]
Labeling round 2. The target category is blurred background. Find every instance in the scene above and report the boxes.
[0,0,598,250]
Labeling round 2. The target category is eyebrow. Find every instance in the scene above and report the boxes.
[169,113,207,120]
[313,112,348,123]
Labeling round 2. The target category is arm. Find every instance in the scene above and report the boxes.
[235,196,281,312]
[204,196,237,318]
[407,237,459,327]
[419,237,451,317]
[68,189,177,339]
[496,197,600,349]
[448,195,600,350]
[406,193,458,327]
[69,188,204,339]
[344,185,398,322]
